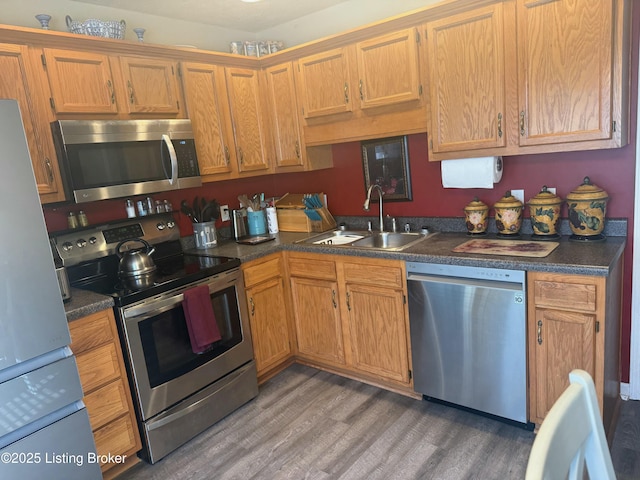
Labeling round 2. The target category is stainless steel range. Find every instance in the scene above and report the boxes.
[51,213,258,463]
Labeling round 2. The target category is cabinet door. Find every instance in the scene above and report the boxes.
[42,48,118,114]
[181,62,235,177]
[426,4,508,153]
[265,62,304,168]
[356,28,421,109]
[246,276,292,375]
[345,283,410,384]
[530,307,595,424]
[225,67,271,173]
[0,44,64,202]
[290,277,345,367]
[118,56,182,114]
[296,48,353,118]
[517,0,613,146]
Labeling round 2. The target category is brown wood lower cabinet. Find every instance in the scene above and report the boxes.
[527,253,623,438]
[69,309,141,477]
[287,252,414,394]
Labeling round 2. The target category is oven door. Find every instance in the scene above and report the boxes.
[118,268,254,421]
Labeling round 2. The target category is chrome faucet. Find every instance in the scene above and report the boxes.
[363,184,384,232]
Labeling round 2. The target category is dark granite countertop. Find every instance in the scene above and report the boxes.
[67,217,626,320]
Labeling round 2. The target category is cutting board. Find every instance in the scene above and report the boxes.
[452,239,559,258]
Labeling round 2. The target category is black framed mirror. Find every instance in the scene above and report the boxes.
[361,135,412,202]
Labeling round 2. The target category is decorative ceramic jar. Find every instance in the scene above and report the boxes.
[463,197,489,234]
[566,176,609,241]
[493,191,523,235]
[528,186,562,239]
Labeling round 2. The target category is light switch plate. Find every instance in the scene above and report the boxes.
[511,189,525,204]
[220,204,230,222]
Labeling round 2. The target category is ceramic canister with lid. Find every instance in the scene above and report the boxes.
[528,186,562,239]
[463,197,489,234]
[493,191,523,235]
[566,176,609,240]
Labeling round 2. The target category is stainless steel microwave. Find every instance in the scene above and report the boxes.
[51,119,202,203]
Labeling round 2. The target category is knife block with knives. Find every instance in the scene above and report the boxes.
[275,193,336,233]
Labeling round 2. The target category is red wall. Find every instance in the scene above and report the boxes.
[44,5,640,383]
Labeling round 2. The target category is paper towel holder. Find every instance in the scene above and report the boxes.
[361,135,412,202]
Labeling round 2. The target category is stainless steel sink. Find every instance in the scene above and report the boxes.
[350,232,429,251]
[297,229,434,251]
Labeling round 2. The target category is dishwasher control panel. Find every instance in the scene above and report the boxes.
[406,262,525,284]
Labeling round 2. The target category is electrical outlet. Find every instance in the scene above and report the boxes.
[547,187,557,194]
[220,204,230,222]
[511,189,525,204]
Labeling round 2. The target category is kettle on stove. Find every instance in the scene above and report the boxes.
[116,238,157,290]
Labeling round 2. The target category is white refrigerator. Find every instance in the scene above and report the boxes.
[0,100,101,478]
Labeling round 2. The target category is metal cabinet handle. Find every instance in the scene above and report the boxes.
[359,79,364,100]
[249,297,255,316]
[332,289,337,308]
[238,147,244,165]
[295,140,301,159]
[107,79,115,104]
[346,291,351,311]
[497,113,503,138]
[344,82,349,104]
[127,80,135,104]
[224,146,230,165]
[537,320,543,345]
[45,158,54,183]
[520,111,525,136]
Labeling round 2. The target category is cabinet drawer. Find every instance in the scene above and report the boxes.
[343,261,403,289]
[533,280,597,312]
[243,256,282,287]
[288,255,336,280]
[69,309,115,354]
[93,413,138,470]
[76,342,122,393]
[84,378,129,431]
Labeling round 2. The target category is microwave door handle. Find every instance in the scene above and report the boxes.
[161,134,178,186]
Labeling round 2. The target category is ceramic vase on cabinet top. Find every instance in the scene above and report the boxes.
[566,176,608,241]
[494,191,523,236]
[463,197,489,234]
[528,186,562,240]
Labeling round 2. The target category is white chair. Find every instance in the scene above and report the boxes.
[525,369,616,480]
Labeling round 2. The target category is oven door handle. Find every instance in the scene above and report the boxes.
[123,293,186,322]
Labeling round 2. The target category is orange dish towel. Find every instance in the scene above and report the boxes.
[182,285,222,353]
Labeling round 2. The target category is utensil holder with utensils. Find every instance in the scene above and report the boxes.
[193,221,217,249]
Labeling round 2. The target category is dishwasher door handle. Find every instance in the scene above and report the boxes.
[407,272,524,292]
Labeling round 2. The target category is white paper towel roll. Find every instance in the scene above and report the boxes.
[441,156,503,189]
[266,206,279,234]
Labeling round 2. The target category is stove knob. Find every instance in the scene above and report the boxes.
[166,220,176,229]
[89,236,97,244]
[156,222,166,230]
[76,238,87,248]
[62,241,73,252]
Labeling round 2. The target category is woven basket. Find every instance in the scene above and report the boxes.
[66,15,126,39]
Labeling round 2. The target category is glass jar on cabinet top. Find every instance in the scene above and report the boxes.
[493,191,523,236]
[528,186,562,239]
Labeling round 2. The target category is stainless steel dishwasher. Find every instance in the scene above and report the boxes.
[407,262,529,425]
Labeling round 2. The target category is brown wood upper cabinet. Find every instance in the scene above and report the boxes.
[426,4,510,154]
[1,44,65,203]
[42,48,119,115]
[224,66,272,174]
[355,28,422,109]
[181,62,235,179]
[427,0,630,160]
[117,56,182,115]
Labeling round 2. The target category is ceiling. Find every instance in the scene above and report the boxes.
[70,0,352,33]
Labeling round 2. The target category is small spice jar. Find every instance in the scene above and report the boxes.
[566,176,609,240]
[463,197,489,234]
[493,191,523,236]
[528,186,562,239]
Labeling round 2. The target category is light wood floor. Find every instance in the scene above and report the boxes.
[117,364,639,480]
